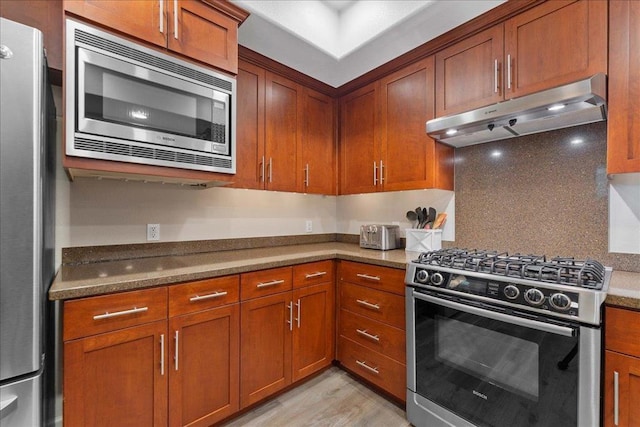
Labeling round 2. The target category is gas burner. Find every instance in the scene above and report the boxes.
[414,248,606,290]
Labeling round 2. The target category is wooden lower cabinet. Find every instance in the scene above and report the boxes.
[169,304,240,427]
[63,320,168,427]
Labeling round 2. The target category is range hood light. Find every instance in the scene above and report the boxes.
[446,129,458,136]
[548,104,566,111]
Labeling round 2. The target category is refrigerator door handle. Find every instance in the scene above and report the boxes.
[0,395,18,418]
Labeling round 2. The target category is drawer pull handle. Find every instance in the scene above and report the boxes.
[93,306,148,320]
[356,273,380,281]
[257,279,285,288]
[356,360,379,375]
[356,299,380,310]
[356,329,380,342]
[305,271,327,279]
[189,291,227,302]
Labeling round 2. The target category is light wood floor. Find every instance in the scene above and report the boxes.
[221,367,410,427]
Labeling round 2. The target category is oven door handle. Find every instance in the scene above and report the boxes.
[413,292,576,337]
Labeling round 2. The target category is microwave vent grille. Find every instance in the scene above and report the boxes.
[75,29,233,92]
[74,137,231,169]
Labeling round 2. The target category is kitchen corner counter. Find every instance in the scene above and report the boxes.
[49,243,417,301]
[606,270,640,310]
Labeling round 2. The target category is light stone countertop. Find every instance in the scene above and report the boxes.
[49,242,640,309]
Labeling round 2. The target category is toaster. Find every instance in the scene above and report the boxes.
[359,224,400,250]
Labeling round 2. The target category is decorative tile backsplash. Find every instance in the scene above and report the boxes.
[449,122,640,272]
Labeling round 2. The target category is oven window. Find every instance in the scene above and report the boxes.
[415,297,579,427]
[83,63,228,144]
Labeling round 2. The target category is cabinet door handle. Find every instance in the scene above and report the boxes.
[295,298,301,328]
[356,360,379,375]
[614,370,619,426]
[287,301,293,331]
[173,0,179,40]
[379,160,384,184]
[267,158,273,183]
[93,306,148,320]
[373,162,378,185]
[260,156,265,183]
[494,59,498,93]
[159,0,164,34]
[304,164,309,187]
[256,279,285,288]
[356,299,380,310]
[189,291,227,302]
[507,54,512,90]
[356,329,380,342]
[356,273,380,281]
[160,334,165,376]
[174,330,179,371]
[305,271,327,279]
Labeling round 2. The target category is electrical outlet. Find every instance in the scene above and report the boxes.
[147,224,160,241]
[305,220,313,233]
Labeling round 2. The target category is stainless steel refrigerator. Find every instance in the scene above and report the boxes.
[0,18,56,426]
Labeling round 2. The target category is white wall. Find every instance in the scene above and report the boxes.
[609,173,640,254]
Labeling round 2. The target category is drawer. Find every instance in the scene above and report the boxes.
[293,260,334,289]
[338,336,406,401]
[339,309,405,363]
[338,261,405,295]
[606,306,640,357]
[63,287,167,341]
[241,266,293,300]
[168,275,239,317]
[340,282,405,329]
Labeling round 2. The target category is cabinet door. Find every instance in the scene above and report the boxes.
[300,88,336,195]
[265,72,300,192]
[63,0,166,48]
[232,61,266,189]
[169,304,239,427]
[63,321,168,427]
[292,283,334,382]
[240,292,292,408]
[604,350,640,427]
[607,0,640,174]
[379,56,451,191]
[167,0,238,73]
[435,25,504,117]
[339,82,380,195]
[504,0,607,99]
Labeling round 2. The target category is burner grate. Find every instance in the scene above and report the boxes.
[414,248,606,290]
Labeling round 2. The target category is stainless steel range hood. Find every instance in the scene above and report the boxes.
[426,73,607,147]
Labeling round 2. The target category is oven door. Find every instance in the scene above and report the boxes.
[76,47,230,155]
[406,289,600,427]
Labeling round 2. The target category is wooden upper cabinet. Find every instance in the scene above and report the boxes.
[380,56,453,191]
[339,82,380,195]
[265,72,301,192]
[63,0,247,73]
[607,0,640,174]
[64,0,166,47]
[233,60,266,189]
[300,89,336,195]
[504,0,607,99]
[168,0,239,73]
[0,0,63,72]
[435,0,606,118]
[435,25,504,118]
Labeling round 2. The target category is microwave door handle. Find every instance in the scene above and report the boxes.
[412,291,576,337]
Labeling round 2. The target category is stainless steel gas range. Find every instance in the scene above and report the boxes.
[405,248,611,427]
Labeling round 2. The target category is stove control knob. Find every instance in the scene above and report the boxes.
[503,284,520,300]
[524,288,545,306]
[415,269,429,284]
[430,272,445,286]
[549,293,571,311]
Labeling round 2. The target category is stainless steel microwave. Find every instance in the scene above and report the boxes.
[65,19,236,174]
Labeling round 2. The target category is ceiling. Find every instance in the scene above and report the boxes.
[231,0,506,88]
